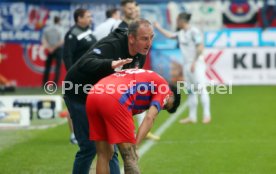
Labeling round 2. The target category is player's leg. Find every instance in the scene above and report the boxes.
[194,58,211,123]
[200,88,211,123]
[53,47,62,84]
[102,94,137,173]
[136,112,160,140]
[42,54,53,86]
[180,63,198,124]
[117,143,140,174]
[95,141,114,174]
[187,93,198,121]
[90,93,122,174]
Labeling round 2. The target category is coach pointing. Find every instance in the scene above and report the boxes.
[63,19,154,174]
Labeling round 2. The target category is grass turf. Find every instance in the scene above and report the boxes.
[0,86,275,174]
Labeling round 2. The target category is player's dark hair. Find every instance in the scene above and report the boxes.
[106,8,119,18]
[178,12,192,22]
[74,8,88,23]
[128,18,151,36]
[54,16,60,24]
[167,85,181,113]
[121,0,136,6]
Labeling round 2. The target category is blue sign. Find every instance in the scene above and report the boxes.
[204,28,276,47]
[0,2,70,44]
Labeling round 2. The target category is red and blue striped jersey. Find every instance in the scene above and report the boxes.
[91,69,172,115]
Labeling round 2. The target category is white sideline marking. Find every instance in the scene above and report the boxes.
[120,101,188,173]
[138,101,188,157]
[0,119,67,130]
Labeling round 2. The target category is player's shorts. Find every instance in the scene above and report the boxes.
[183,56,207,91]
[86,93,136,144]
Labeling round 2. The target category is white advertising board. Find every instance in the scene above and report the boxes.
[0,107,30,127]
[0,95,63,112]
[204,47,276,85]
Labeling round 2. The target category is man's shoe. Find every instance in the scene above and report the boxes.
[202,117,211,124]
[146,132,160,141]
[179,117,197,124]
[70,137,78,144]
[70,134,78,145]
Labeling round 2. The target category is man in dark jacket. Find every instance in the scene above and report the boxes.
[63,19,154,174]
[62,8,99,174]
[63,8,97,145]
[63,8,97,70]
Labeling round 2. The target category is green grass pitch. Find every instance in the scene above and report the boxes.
[0,86,275,174]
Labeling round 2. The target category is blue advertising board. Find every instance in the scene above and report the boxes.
[0,3,71,44]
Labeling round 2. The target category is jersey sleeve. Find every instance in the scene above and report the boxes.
[150,92,170,112]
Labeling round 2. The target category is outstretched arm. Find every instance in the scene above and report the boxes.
[154,22,177,39]
[77,43,133,77]
[136,105,159,146]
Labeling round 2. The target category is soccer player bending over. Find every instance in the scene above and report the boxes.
[86,69,181,174]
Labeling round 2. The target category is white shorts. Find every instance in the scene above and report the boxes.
[183,56,207,91]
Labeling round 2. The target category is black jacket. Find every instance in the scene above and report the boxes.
[118,21,129,29]
[63,25,97,70]
[64,28,146,103]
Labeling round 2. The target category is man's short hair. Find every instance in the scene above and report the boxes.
[167,85,181,114]
[120,0,136,6]
[106,8,119,18]
[74,8,88,23]
[178,12,192,22]
[128,19,152,36]
[54,16,60,24]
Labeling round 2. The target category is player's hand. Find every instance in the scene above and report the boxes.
[153,21,161,29]
[191,61,196,73]
[111,58,133,69]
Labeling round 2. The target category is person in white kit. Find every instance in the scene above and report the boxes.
[154,12,211,124]
[93,8,121,41]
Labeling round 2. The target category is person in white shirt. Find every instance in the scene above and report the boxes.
[154,12,211,124]
[93,8,121,41]
[42,16,64,86]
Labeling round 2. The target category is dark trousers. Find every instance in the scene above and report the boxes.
[43,47,62,85]
[64,95,120,174]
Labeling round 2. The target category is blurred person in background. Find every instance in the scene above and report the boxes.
[62,8,99,174]
[63,8,97,70]
[134,2,141,20]
[154,12,211,124]
[64,19,154,174]
[0,74,16,93]
[62,8,97,145]
[42,16,63,87]
[93,8,121,41]
[118,0,137,29]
